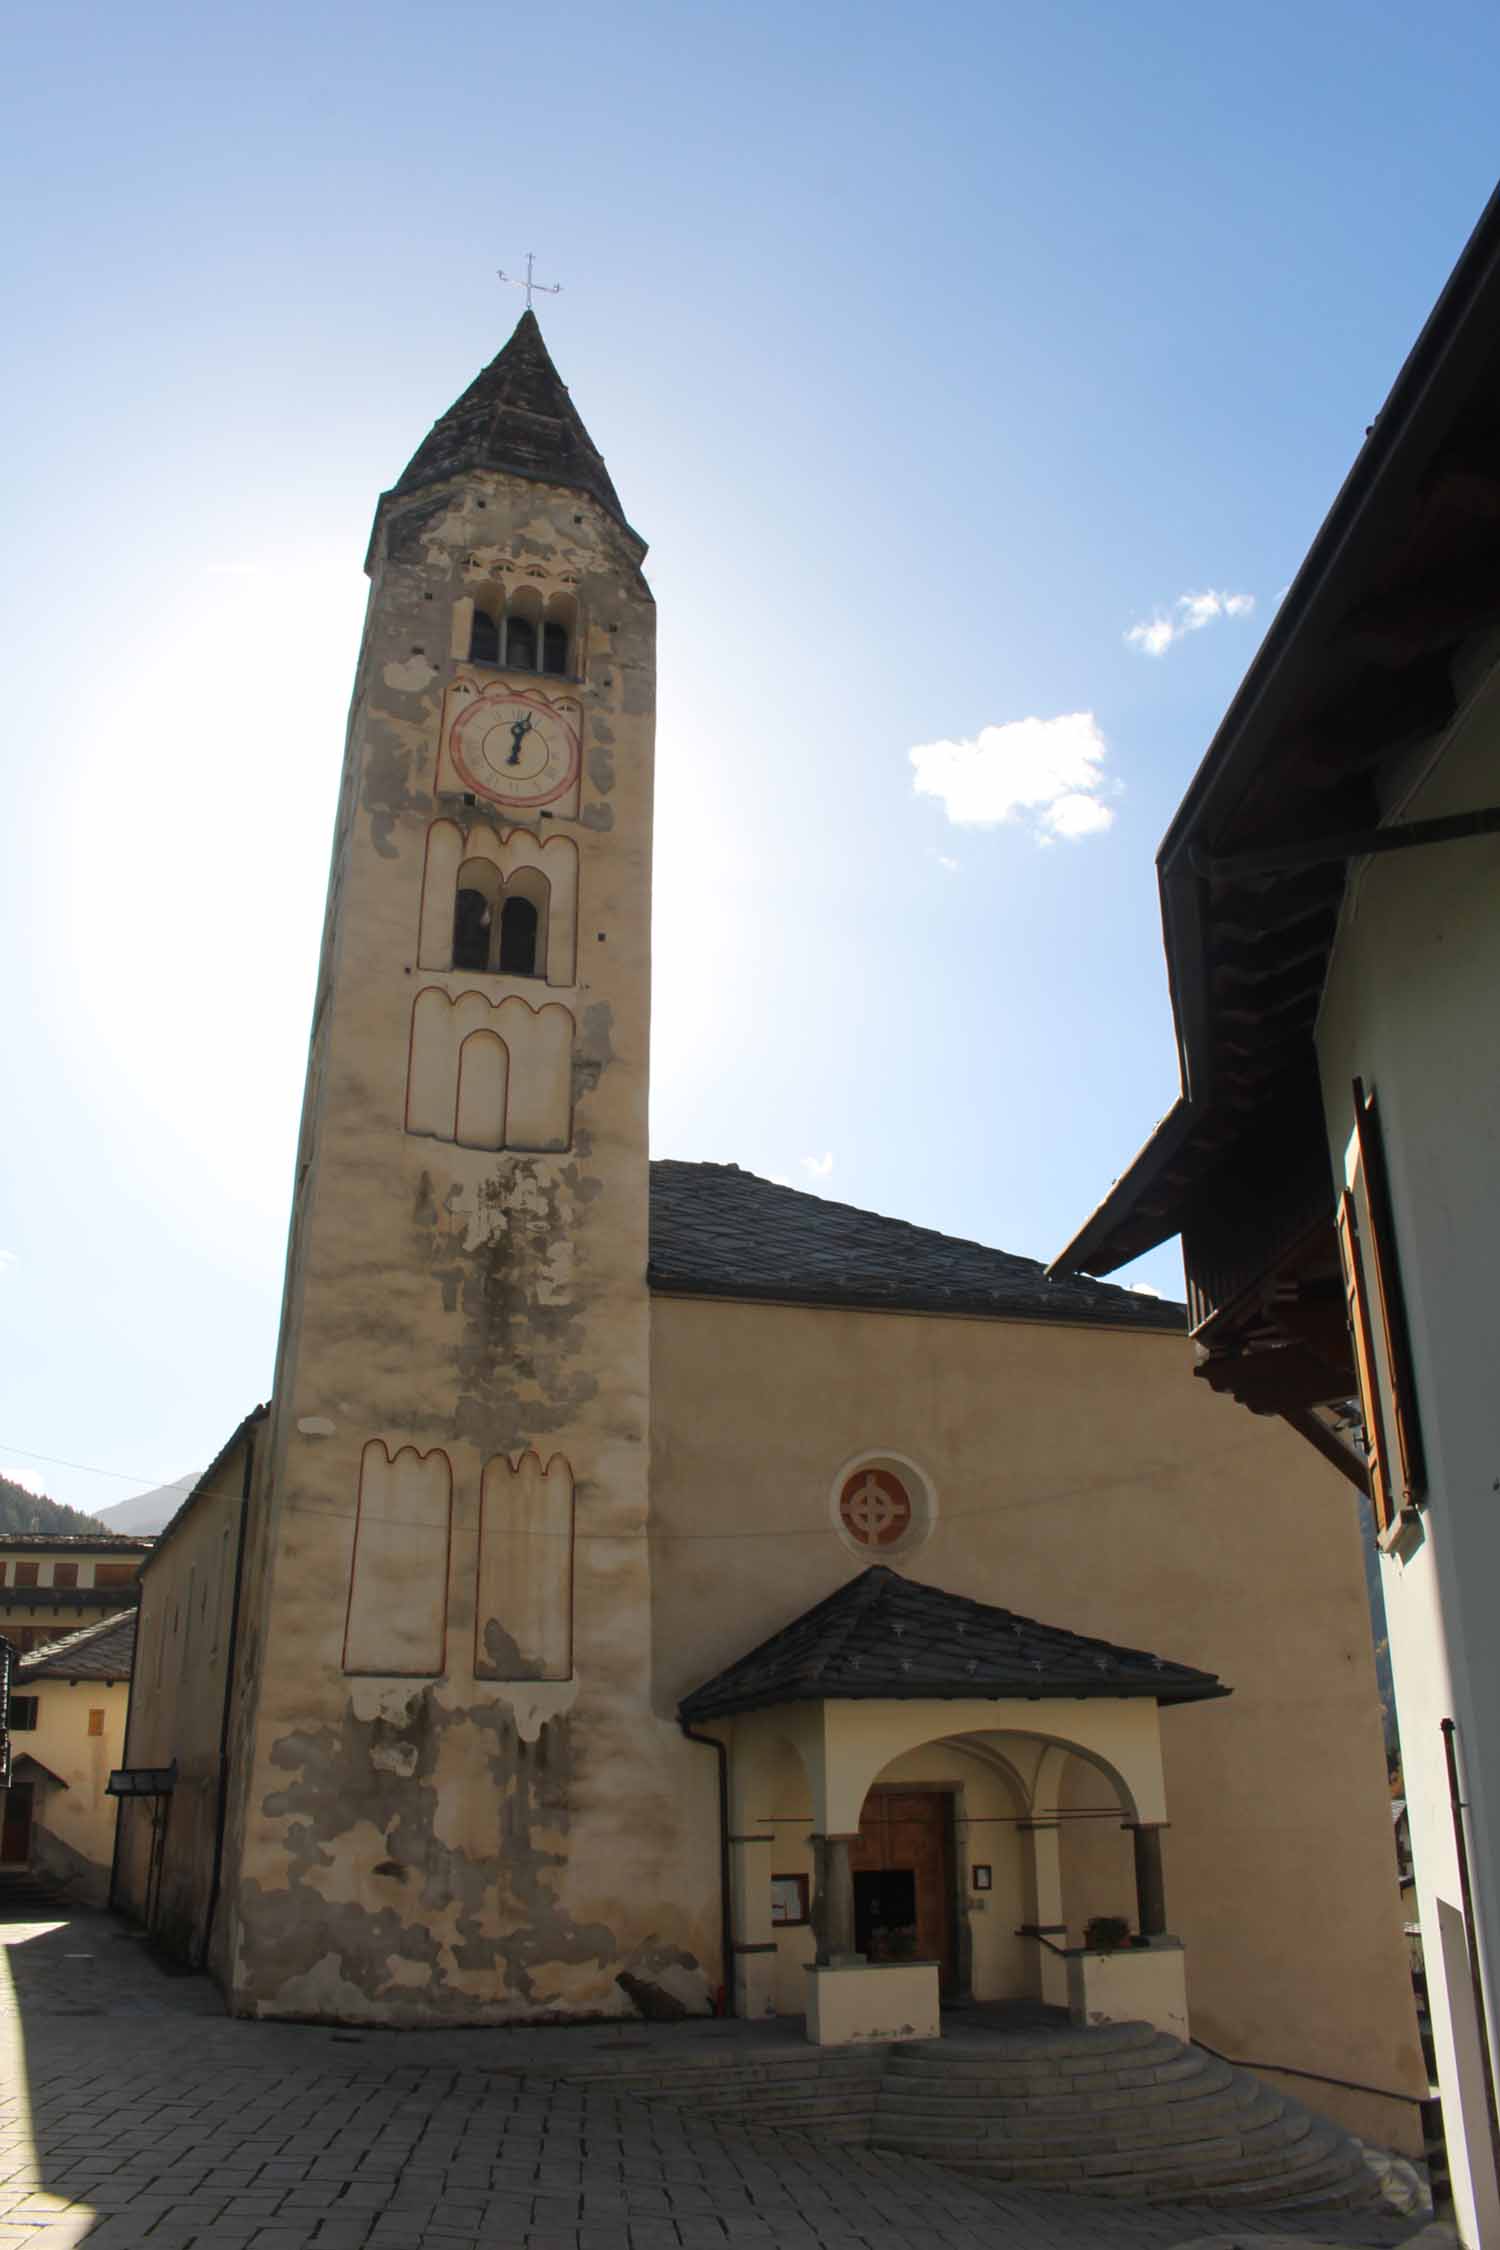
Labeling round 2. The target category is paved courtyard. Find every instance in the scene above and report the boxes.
[0,1892,1456,2250]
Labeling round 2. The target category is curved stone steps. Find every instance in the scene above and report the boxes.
[541,2017,1394,2213]
[869,2030,1382,2209]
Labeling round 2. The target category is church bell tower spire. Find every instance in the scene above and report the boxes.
[213,316,709,2024]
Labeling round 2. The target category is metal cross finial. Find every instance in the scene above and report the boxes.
[497,253,562,311]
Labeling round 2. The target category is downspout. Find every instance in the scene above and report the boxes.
[107,1584,146,1914]
[198,1427,256,1971]
[1441,1716,1500,2193]
[679,1718,734,2018]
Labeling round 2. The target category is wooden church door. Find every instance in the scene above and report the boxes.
[851,1787,958,1993]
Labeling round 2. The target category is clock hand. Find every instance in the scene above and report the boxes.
[507,713,535,766]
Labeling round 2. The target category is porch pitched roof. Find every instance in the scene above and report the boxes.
[679,1566,1228,1722]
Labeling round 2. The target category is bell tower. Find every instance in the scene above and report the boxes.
[216,315,714,2021]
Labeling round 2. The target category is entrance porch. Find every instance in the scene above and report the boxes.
[680,1565,1225,2049]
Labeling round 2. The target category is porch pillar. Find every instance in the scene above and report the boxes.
[811,1834,861,1964]
[1018,1820,1069,2008]
[728,1832,778,2017]
[1127,1821,1168,1938]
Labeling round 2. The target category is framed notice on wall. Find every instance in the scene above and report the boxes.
[771,1874,810,1926]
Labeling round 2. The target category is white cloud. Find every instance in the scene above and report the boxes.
[909,712,1118,842]
[801,1152,834,1180]
[1126,589,1255,656]
[1129,1282,1163,1298]
[0,1250,17,1276]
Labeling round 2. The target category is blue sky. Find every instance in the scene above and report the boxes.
[3,1,1497,1513]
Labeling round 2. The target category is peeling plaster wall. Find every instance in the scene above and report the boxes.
[650,1294,1427,2150]
[215,472,717,2024]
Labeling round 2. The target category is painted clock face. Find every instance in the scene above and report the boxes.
[447,687,581,810]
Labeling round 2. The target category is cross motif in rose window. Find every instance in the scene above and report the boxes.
[841,1472,911,1545]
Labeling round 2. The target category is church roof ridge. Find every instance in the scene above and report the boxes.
[647,1160,1185,1333]
[679,1564,1228,1722]
[391,310,633,531]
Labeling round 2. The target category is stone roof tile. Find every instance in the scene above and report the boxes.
[648,1163,1185,1331]
[680,1567,1227,1722]
[393,310,630,529]
[20,1609,137,1681]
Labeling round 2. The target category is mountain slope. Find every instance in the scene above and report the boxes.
[0,1474,111,1537]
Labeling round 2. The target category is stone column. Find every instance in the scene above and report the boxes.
[1127,1822,1168,1938]
[811,1835,861,1964]
[1018,1819,1069,2007]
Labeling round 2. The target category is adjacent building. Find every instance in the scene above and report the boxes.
[0,1534,152,1655]
[1052,188,1500,2242]
[2,1610,135,1899]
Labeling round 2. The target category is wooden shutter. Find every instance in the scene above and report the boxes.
[1351,1079,1426,1508]
[1337,1187,1395,1536]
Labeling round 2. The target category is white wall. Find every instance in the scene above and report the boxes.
[1318,652,1500,2246]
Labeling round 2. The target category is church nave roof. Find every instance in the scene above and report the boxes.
[648,1162,1184,1332]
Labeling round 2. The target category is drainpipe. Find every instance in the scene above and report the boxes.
[198,1427,257,1971]
[679,1717,734,2018]
[1441,1717,1500,2195]
[107,1608,142,1915]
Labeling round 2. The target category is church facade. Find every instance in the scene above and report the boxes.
[115,316,1423,2149]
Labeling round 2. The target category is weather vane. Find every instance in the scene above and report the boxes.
[497,253,562,311]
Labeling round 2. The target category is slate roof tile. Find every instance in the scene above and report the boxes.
[680,1567,1227,1722]
[394,310,630,529]
[20,1608,137,1681]
[648,1163,1185,1331]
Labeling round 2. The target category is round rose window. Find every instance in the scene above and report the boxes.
[838,1467,913,1549]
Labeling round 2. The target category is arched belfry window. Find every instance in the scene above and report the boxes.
[464,590,578,679]
[504,615,537,671]
[499,896,539,977]
[453,887,492,972]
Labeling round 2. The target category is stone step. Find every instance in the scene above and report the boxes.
[872,2091,1276,2158]
[875,2062,1223,2110]
[901,2020,1162,2063]
[886,2030,1179,2082]
[873,2057,1237,2118]
[887,2105,1335,2191]
[697,2109,870,2139]
[1088,2128,1376,2206]
[913,2084,1282,2157]
[561,2062,880,2100]
[693,2091,881,2123]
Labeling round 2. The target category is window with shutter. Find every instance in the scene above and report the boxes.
[1337,1188,1394,1535]
[1351,1079,1426,1509]
[1338,1080,1427,1540]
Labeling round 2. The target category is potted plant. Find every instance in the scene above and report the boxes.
[1084,1914,1131,1954]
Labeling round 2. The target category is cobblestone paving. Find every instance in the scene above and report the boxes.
[0,1897,1454,2250]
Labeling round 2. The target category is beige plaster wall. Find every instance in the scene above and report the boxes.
[1316,660,1500,2229]
[115,1428,255,1960]
[214,467,717,2024]
[14,1678,128,1901]
[650,1293,1425,2148]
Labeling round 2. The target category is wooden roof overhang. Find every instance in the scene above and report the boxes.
[1051,187,1500,1479]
